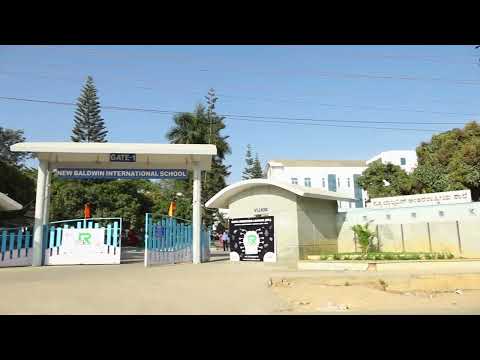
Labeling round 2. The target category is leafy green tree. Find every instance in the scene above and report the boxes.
[410,163,450,194]
[413,121,480,200]
[49,178,154,231]
[71,76,108,142]
[0,127,30,165]
[149,180,193,222]
[0,161,35,221]
[0,127,35,224]
[242,144,254,180]
[356,160,415,199]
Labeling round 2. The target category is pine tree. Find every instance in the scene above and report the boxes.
[242,144,254,180]
[166,89,231,227]
[251,153,264,179]
[71,76,108,142]
[205,88,218,145]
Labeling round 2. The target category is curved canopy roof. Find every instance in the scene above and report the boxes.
[205,179,355,209]
[0,192,23,212]
[10,142,217,170]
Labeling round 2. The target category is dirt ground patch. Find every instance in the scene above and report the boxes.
[269,274,480,314]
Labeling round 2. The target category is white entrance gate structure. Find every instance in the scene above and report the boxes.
[10,142,216,267]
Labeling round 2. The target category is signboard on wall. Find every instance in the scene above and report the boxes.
[54,168,188,179]
[228,216,275,262]
[366,190,472,209]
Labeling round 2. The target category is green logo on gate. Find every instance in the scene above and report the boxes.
[78,233,92,245]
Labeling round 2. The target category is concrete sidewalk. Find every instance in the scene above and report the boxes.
[298,259,480,273]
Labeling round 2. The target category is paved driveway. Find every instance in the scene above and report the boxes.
[0,258,286,315]
[2,256,480,314]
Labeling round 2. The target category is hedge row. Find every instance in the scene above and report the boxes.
[312,252,455,261]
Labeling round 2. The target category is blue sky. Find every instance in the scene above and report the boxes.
[1,45,479,183]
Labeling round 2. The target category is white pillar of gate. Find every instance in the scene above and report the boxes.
[43,167,51,225]
[192,161,202,264]
[32,159,49,266]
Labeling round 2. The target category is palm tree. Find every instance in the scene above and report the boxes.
[166,104,231,160]
[166,106,207,145]
[166,101,231,227]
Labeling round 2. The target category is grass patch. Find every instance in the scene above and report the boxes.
[308,252,455,261]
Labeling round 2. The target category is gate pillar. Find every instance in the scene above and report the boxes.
[32,159,49,266]
[192,161,202,264]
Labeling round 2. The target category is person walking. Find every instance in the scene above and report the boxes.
[221,230,230,252]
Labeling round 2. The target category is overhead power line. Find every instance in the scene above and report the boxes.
[3,70,480,118]
[31,45,479,68]
[226,118,442,132]
[0,95,462,133]
[217,93,480,118]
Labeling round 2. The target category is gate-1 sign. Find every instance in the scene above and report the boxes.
[110,153,136,162]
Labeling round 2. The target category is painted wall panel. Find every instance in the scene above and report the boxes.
[429,221,460,255]
[377,224,403,252]
[457,220,480,257]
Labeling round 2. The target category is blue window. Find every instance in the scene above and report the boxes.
[291,178,298,185]
[328,174,337,192]
[322,178,325,188]
[304,178,311,187]
[400,157,406,165]
[353,174,363,208]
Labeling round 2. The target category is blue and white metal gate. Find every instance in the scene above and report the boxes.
[0,227,33,267]
[144,213,210,266]
[42,217,122,265]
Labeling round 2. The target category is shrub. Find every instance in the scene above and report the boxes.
[379,279,388,291]
[437,253,445,260]
[447,253,455,259]
[333,253,341,260]
[351,223,377,254]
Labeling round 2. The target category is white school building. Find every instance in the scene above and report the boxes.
[264,150,417,211]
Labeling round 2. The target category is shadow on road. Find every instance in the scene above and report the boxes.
[121,247,144,264]
[120,248,230,264]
